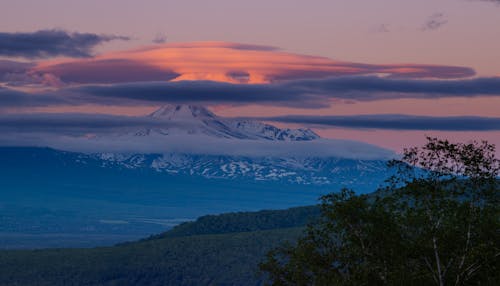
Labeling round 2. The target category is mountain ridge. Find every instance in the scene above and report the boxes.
[125,104,321,141]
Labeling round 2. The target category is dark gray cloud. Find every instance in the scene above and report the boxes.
[70,76,500,106]
[0,60,34,75]
[422,13,448,31]
[0,113,176,134]
[0,81,321,110]
[384,65,474,79]
[285,76,500,99]
[0,87,70,108]
[1,76,500,110]
[0,60,37,85]
[70,80,328,108]
[254,114,500,131]
[0,30,129,59]
[0,60,63,87]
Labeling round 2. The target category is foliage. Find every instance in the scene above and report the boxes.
[155,206,320,239]
[260,137,500,285]
[0,206,319,286]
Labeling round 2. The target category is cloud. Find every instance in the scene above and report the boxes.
[0,81,308,110]
[39,59,179,84]
[1,76,500,110]
[0,60,34,75]
[422,13,448,31]
[0,133,395,159]
[253,114,500,131]
[71,76,500,106]
[0,112,394,159]
[152,32,168,44]
[0,113,182,134]
[0,60,40,86]
[0,61,63,87]
[7,112,496,136]
[0,29,129,59]
[285,76,500,98]
[70,80,326,108]
[68,76,500,108]
[0,87,70,108]
[30,41,475,86]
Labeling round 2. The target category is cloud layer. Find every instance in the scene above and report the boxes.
[255,114,500,131]
[2,112,498,135]
[0,40,480,109]
[1,76,500,110]
[0,30,129,59]
[30,41,475,86]
[0,113,171,134]
[1,112,497,158]
[0,112,395,159]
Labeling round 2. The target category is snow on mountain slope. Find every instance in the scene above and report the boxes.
[225,119,319,141]
[91,152,390,189]
[121,104,320,141]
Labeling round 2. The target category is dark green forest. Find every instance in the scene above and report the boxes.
[0,206,320,286]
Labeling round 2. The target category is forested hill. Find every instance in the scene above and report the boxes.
[0,205,320,286]
[152,205,320,239]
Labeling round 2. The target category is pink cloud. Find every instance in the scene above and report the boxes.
[32,42,476,85]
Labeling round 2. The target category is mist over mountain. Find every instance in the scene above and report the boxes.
[0,105,394,160]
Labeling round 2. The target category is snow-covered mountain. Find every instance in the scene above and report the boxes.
[83,105,393,188]
[123,104,320,141]
[92,152,388,189]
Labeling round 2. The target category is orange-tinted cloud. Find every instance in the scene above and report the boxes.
[34,42,475,85]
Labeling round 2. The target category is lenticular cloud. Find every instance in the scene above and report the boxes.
[34,41,475,85]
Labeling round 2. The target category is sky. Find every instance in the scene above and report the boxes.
[0,0,499,154]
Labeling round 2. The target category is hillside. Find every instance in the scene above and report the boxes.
[0,147,329,248]
[0,205,320,286]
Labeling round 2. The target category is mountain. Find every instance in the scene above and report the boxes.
[86,105,392,186]
[120,104,320,141]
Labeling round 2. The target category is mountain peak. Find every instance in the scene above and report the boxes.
[141,104,320,141]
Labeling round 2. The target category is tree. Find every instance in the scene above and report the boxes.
[260,137,499,285]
